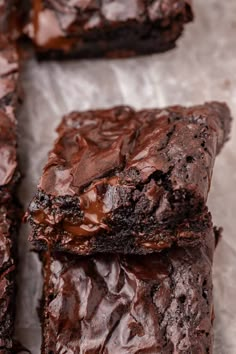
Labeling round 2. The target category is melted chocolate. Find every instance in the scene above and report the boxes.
[39,103,231,198]
[42,228,215,353]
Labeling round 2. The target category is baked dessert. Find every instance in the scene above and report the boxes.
[27,0,193,59]
[27,103,231,255]
[41,226,216,354]
[0,35,20,351]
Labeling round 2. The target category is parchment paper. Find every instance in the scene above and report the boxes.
[14,0,236,353]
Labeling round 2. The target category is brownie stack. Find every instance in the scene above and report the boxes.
[0,34,20,351]
[27,103,232,353]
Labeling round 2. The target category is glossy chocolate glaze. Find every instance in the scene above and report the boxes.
[0,35,20,351]
[42,228,215,354]
[40,103,230,197]
[28,102,231,254]
[28,0,193,58]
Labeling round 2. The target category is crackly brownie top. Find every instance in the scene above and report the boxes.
[32,0,193,46]
[0,35,19,188]
[39,102,231,202]
[43,228,214,353]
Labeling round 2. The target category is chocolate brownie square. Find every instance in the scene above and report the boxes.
[27,102,231,255]
[27,0,193,59]
[41,226,216,353]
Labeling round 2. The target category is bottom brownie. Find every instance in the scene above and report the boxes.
[42,228,215,354]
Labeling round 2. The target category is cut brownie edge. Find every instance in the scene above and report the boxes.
[35,20,187,60]
[29,207,212,255]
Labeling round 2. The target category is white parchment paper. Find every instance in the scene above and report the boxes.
[15,0,236,352]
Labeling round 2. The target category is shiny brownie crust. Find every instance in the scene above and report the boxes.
[41,227,215,354]
[27,102,231,255]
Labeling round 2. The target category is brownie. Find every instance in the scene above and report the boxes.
[26,0,193,59]
[0,35,20,351]
[27,102,231,255]
[41,227,215,354]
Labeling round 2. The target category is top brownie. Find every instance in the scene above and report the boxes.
[27,102,231,255]
[27,0,193,59]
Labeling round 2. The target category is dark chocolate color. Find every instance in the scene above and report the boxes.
[28,103,231,255]
[0,35,20,351]
[27,0,193,59]
[42,227,215,354]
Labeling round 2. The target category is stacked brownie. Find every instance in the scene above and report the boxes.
[27,103,232,353]
[0,34,20,352]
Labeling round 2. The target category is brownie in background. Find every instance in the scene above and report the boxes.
[26,0,193,59]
